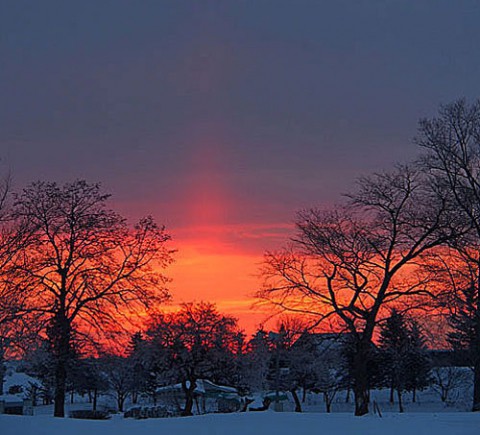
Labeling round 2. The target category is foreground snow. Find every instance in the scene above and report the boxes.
[1,412,479,435]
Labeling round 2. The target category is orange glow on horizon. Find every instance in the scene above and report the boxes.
[167,232,275,336]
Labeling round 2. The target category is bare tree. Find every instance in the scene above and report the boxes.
[417,99,480,411]
[146,302,240,416]
[431,366,471,404]
[8,180,173,417]
[0,174,33,326]
[0,173,38,394]
[102,355,133,412]
[258,165,461,415]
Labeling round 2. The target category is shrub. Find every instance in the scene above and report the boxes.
[69,410,111,420]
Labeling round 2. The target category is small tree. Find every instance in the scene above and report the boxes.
[125,332,151,404]
[75,358,109,411]
[241,329,271,394]
[146,302,240,416]
[378,311,432,411]
[379,310,411,412]
[102,355,134,412]
[431,366,470,403]
[405,321,431,402]
[24,340,56,405]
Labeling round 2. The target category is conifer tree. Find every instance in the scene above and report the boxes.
[379,310,411,412]
[405,321,431,402]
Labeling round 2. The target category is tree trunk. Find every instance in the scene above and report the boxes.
[290,389,302,412]
[0,365,4,396]
[93,389,97,411]
[0,339,5,396]
[473,357,480,411]
[345,387,350,403]
[181,379,196,416]
[183,392,194,416]
[397,389,404,413]
[117,394,126,412]
[412,388,416,403]
[389,383,394,404]
[54,358,67,417]
[302,387,307,403]
[51,304,72,418]
[194,396,200,414]
[324,393,332,413]
[474,269,480,412]
[353,341,370,416]
[353,378,369,415]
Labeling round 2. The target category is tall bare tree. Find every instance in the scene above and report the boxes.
[0,174,31,326]
[9,180,173,417]
[0,173,36,394]
[417,98,480,411]
[259,165,461,415]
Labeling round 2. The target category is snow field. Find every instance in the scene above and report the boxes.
[1,412,480,435]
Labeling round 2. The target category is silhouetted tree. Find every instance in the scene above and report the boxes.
[259,165,460,415]
[8,180,173,417]
[417,98,480,411]
[102,354,137,412]
[146,302,240,416]
[405,321,431,402]
[241,329,271,394]
[0,174,36,393]
[379,310,410,411]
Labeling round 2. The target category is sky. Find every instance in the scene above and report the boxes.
[1,1,480,334]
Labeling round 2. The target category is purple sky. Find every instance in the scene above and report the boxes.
[1,1,480,252]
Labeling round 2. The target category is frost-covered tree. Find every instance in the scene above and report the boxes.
[241,329,271,394]
[101,355,134,412]
[23,340,56,405]
[146,302,240,416]
[431,366,471,403]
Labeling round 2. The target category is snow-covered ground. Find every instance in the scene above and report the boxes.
[1,412,479,435]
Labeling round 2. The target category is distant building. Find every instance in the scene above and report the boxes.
[155,379,240,414]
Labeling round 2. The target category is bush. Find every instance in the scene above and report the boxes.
[124,405,172,419]
[69,410,111,420]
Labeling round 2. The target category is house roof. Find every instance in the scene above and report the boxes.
[156,379,238,397]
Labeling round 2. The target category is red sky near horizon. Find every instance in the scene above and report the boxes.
[159,128,294,335]
[3,2,478,337]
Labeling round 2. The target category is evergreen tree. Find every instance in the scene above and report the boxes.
[126,332,150,404]
[448,283,480,368]
[378,310,411,412]
[241,329,271,394]
[379,311,432,411]
[404,321,431,402]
